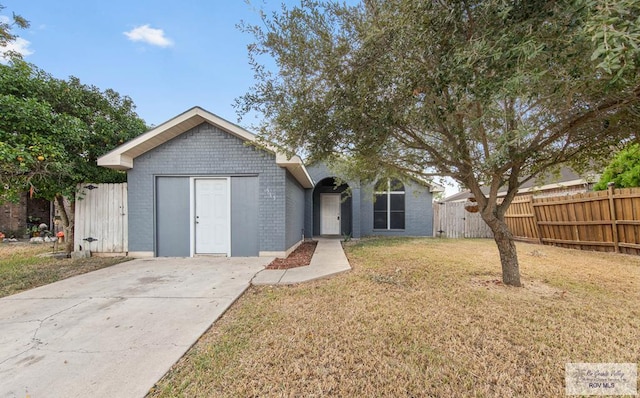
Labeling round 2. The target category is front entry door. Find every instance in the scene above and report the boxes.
[195,178,229,254]
[320,193,341,235]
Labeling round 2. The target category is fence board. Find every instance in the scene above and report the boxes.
[439,186,640,256]
[74,183,128,254]
[509,186,640,255]
[433,202,493,239]
[504,195,538,241]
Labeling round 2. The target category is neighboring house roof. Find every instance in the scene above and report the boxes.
[443,167,599,202]
[97,106,314,188]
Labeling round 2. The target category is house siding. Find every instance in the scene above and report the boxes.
[306,162,360,238]
[285,171,305,249]
[360,179,434,236]
[127,121,287,255]
[305,161,434,238]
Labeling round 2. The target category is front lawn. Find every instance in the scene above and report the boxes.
[0,242,131,298]
[148,238,640,397]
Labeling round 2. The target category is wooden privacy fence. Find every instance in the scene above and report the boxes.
[433,201,493,238]
[74,183,128,255]
[504,186,640,255]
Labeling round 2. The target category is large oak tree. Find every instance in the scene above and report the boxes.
[238,0,640,286]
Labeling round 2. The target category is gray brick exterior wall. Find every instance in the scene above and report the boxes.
[305,162,361,238]
[305,161,434,238]
[359,179,434,236]
[285,171,305,248]
[127,122,288,254]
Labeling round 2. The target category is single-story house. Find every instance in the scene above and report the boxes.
[97,107,441,257]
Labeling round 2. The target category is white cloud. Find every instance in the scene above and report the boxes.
[0,37,34,63]
[1,14,34,62]
[124,24,173,47]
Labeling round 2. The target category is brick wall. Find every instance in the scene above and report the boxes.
[285,171,305,248]
[0,193,27,237]
[127,122,288,253]
[359,178,434,237]
[305,161,434,238]
[0,194,51,237]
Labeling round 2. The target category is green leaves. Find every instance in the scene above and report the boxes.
[583,0,640,82]
[0,3,30,47]
[594,143,640,190]
[239,0,640,202]
[0,60,146,202]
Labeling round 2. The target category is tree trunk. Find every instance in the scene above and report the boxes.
[482,214,522,287]
[55,195,75,254]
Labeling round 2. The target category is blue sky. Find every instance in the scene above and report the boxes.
[1,0,457,194]
[0,0,295,127]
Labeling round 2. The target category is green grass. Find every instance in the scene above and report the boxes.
[148,238,640,397]
[0,242,131,297]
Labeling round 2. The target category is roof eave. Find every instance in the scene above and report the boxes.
[429,184,445,193]
[97,154,133,170]
[276,153,314,188]
[97,106,315,188]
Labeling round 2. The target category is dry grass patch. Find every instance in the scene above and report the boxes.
[148,238,640,397]
[0,242,131,297]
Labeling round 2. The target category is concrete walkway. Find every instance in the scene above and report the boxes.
[0,257,269,398]
[252,238,352,285]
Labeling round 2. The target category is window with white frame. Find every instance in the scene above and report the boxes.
[373,179,405,230]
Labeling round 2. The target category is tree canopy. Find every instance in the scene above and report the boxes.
[0,60,147,250]
[239,0,640,286]
[594,143,640,190]
[0,3,29,60]
[0,3,29,47]
[0,60,147,202]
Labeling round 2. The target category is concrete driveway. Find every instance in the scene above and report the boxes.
[0,256,270,398]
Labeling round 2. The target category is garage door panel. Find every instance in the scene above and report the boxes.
[156,177,190,257]
[231,177,259,256]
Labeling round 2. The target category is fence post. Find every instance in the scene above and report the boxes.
[433,203,440,237]
[531,196,544,244]
[607,182,620,253]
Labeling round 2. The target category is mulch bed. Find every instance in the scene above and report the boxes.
[265,240,318,270]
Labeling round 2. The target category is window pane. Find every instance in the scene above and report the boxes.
[374,179,388,192]
[390,194,405,211]
[373,194,387,211]
[374,212,387,229]
[389,179,404,192]
[390,212,405,229]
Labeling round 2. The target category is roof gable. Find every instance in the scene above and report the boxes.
[97,106,313,188]
[304,159,444,193]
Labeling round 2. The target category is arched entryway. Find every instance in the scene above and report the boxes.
[312,177,352,237]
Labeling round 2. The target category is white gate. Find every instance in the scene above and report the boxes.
[433,202,493,238]
[74,183,128,254]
